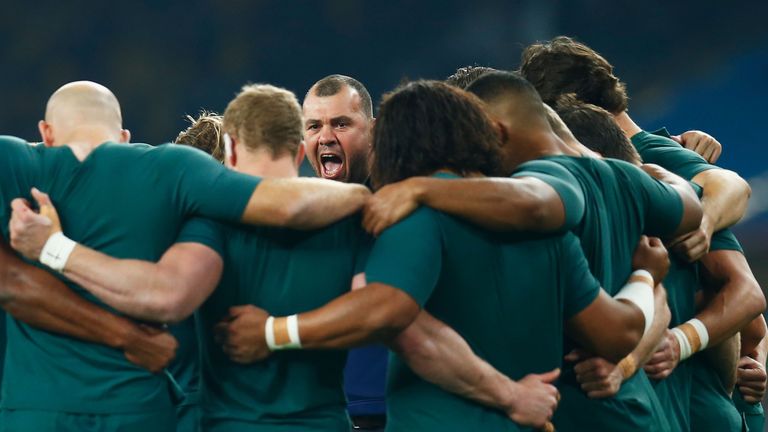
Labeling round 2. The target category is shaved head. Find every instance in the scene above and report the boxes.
[45,81,122,131]
[465,71,551,132]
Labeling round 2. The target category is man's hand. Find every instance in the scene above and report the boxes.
[643,329,681,380]
[631,236,670,285]
[122,324,178,374]
[671,130,722,163]
[566,349,623,399]
[214,304,271,364]
[9,188,62,260]
[505,369,560,429]
[737,354,767,403]
[669,214,714,263]
[362,178,423,236]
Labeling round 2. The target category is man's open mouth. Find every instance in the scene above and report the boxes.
[320,153,344,179]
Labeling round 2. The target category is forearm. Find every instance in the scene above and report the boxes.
[242,179,370,230]
[293,283,420,349]
[741,315,767,357]
[625,286,671,370]
[693,169,751,232]
[0,244,137,350]
[391,310,514,409]
[412,177,565,232]
[62,246,172,322]
[695,280,764,348]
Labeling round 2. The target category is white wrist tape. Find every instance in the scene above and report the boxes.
[264,314,302,351]
[614,270,655,335]
[39,231,77,272]
[672,318,709,361]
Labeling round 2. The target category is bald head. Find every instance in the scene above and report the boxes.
[45,81,122,131]
[465,71,551,132]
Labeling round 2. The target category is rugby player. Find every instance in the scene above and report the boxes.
[0,80,368,431]
[553,95,765,431]
[175,111,224,162]
[361,71,704,431]
[211,80,675,431]
[12,83,567,431]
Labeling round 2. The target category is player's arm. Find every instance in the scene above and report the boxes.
[737,328,768,404]
[639,164,703,237]
[574,282,672,398]
[241,178,371,230]
[567,236,670,363]
[9,191,223,324]
[695,249,765,348]
[741,315,767,357]
[392,311,560,429]
[0,240,177,373]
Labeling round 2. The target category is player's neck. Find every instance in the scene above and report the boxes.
[59,129,117,161]
[237,151,298,178]
[518,130,581,161]
[614,111,643,139]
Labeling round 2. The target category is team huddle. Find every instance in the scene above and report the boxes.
[0,36,764,432]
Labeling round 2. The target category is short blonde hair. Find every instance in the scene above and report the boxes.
[175,111,224,162]
[222,84,303,157]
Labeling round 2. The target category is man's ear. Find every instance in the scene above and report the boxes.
[119,129,131,143]
[295,141,306,168]
[223,133,237,170]
[38,120,55,147]
[494,120,509,148]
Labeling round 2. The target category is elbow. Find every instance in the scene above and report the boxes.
[362,301,420,344]
[745,279,767,319]
[603,327,643,364]
[144,291,192,324]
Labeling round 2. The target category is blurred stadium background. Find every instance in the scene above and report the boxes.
[1,0,766,415]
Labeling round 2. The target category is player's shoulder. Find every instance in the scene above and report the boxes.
[630,128,678,148]
[513,155,581,180]
[0,135,46,166]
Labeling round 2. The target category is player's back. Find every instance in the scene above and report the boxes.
[179,215,367,431]
[513,156,683,432]
[0,139,259,415]
[365,176,600,432]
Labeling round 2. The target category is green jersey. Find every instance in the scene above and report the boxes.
[176,215,368,431]
[366,173,601,432]
[630,128,719,181]
[687,229,748,432]
[0,137,260,415]
[513,156,684,432]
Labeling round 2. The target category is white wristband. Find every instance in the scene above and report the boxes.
[614,270,655,335]
[672,318,709,362]
[264,314,302,351]
[39,231,77,272]
[671,327,693,361]
[286,314,302,348]
[265,316,277,351]
[688,318,709,351]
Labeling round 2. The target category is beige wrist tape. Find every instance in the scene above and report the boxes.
[265,315,302,351]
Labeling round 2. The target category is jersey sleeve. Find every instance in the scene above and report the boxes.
[364,207,442,306]
[511,160,585,231]
[0,136,39,240]
[621,162,685,238]
[709,229,744,254]
[630,130,718,181]
[161,144,262,223]
[560,232,601,319]
[175,217,226,258]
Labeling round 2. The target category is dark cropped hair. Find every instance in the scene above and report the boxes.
[445,65,498,89]
[554,94,640,164]
[520,36,629,114]
[370,80,504,189]
[307,74,373,118]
